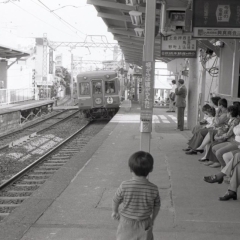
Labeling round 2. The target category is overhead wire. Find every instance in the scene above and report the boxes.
[35,0,86,40]
[9,1,81,39]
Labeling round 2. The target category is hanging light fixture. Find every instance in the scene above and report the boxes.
[129,11,143,26]
[134,28,145,37]
[126,0,138,6]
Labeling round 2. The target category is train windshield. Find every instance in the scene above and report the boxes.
[80,83,90,95]
[92,81,102,94]
[105,81,115,94]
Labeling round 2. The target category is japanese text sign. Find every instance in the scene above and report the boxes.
[140,61,154,125]
[193,0,240,38]
[160,35,197,58]
[49,49,53,74]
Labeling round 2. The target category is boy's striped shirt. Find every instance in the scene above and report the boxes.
[113,178,160,220]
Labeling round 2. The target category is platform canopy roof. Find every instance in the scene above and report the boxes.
[0,44,30,59]
[87,0,190,66]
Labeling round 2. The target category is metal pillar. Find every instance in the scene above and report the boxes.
[71,52,74,98]
[231,39,240,98]
[140,0,156,152]
[200,64,206,119]
[219,39,240,97]
[42,33,48,98]
[187,53,199,130]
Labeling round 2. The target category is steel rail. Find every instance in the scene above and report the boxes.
[0,121,91,191]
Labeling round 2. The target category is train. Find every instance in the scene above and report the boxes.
[77,70,120,119]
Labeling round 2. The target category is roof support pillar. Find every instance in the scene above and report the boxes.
[140,0,156,153]
[0,60,8,89]
[218,39,240,98]
[187,50,199,130]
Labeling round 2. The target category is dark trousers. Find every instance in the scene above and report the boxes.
[177,107,185,130]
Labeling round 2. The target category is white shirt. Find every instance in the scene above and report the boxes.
[170,84,177,93]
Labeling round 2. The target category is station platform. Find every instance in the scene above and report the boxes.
[0,100,54,135]
[0,99,54,115]
[2,103,240,240]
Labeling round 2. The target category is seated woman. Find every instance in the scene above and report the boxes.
[185,98,228,154]
[192,104,214,135]
[204,151,240,201]
[198,106,239,167]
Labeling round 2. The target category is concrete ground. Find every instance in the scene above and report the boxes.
[1,103,240,240]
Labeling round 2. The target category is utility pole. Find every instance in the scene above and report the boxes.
[70,51,74,99]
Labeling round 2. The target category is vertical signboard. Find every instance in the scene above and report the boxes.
[193,0,240,38]
[140,61,154,133]
[49,49,53,74]
[160,35,197,58]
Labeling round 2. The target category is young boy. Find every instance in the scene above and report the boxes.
[112,151,160,240]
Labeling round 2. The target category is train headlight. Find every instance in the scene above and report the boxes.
[95,98,102,104]
[107,97,113,104]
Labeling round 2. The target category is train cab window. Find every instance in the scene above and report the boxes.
[105,81,115,94]
[93,81,102,94]
[80,83,90,95]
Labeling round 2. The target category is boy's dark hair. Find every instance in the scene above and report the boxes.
[202,104,212,112]
[172,80,176,84]
[211,97,221,107]
[218,98,228,108]
[228,105,239,118]
[128,151,153,177]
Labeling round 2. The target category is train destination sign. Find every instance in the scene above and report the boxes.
[193,0,240,38]
[160,35,197,58]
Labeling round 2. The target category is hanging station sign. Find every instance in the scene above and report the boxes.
[140,61,154,133]
[160,35,197,58]
[193,0,240,38]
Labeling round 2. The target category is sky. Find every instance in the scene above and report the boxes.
[0,0,118,62]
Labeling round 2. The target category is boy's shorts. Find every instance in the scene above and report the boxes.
[116,216,153,240]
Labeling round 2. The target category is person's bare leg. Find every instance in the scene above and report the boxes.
[200,143,210,160]
[196,132,210,150]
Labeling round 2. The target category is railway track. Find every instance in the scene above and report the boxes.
[0,120,108,221]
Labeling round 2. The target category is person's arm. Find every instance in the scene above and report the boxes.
[112,201,120,220]
[214,113,228,126]
[151,190,161,226]
[221,120,239,139]
[111,184,123,220]
[151,207,160,225]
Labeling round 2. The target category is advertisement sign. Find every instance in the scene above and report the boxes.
[140,61,154,129]
[193,0,240,38]
[49,49,53,74]
[160,35,197,58]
